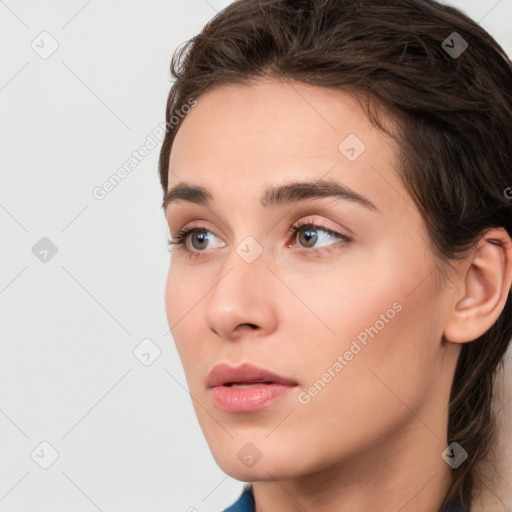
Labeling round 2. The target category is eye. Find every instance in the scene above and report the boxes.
[168,225,225,255]
[288,220,351,253]
[168,218,351,259]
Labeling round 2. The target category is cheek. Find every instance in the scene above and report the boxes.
[164,263,181,327]
[164,263,204,364]
[287,239,442,403]
[165,260,206,325]
[272,270,444,472]
[282,240,423,345]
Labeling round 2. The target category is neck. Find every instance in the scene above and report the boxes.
[252,416,453,512]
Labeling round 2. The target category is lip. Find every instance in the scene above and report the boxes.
[207,362,298,387]
[207,363,298,412]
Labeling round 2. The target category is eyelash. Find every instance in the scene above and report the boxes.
[167,220,351,260]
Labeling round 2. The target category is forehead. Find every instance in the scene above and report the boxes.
[167,78,412,220]
[169,79,376,172]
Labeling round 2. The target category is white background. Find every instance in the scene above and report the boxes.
[1,1,511,511]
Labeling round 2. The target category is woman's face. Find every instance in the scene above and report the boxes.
[164,78,460,481]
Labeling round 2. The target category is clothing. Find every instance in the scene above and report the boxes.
[222,484,468,512]
[222,485,254,512]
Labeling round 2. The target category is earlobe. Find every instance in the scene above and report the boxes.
[443,228,512,344]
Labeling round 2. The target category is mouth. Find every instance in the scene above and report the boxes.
[207,363,298,412]
[207,362,297,387]
[224,381,273,388]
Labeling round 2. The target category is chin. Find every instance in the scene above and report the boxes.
[206,435,307,482]
[214,458,297,483]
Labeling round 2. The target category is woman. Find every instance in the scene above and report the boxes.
[158,1,512,510]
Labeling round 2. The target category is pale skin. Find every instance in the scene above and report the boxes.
[164,78,512,512]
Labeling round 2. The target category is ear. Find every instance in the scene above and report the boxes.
[443,227,512,344]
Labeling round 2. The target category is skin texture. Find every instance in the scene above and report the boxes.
[164,78,512,512]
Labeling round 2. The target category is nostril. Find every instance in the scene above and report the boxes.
[239,323,259,331]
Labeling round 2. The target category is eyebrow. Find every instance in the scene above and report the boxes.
[162,179,378,213]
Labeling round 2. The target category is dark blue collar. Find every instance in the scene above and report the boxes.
[223,485,254,512]
[222,485,467,512]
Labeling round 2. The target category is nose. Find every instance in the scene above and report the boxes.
[202,244,279,341]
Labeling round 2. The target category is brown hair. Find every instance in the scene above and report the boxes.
[158,1,512,509]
